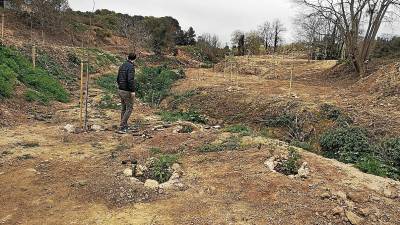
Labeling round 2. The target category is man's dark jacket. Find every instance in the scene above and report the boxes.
[117,61,135,92]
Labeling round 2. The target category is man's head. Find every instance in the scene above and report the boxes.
[128,53,137,61]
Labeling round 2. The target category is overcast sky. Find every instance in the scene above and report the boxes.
[69,0,399,45]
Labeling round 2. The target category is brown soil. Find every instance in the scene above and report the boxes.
[1,56,400,225]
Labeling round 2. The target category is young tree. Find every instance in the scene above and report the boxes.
[186,27,196,45]
[295,0,400,76]
[231,30,245,56]
[245,31,263,55]
[272,19,286,53]
[258,21,274,51]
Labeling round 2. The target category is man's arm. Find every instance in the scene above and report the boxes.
[127,65,135,93]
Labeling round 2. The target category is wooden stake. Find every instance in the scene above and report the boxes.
[84,61,90,132]
[1,14,4,41]
[32,44,36,68]
[79,62,84,128]
[289,65,293,97]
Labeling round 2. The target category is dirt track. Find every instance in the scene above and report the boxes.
[1,56,400,225]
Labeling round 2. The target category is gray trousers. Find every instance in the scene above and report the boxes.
[118,90,133,128]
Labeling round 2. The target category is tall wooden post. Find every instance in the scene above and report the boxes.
[84,61,90,131]
[289,65,293,97]
[1,13,4,41]
[32,44,36,68]
[79,62,84,128]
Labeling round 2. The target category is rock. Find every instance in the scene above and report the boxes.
[123,168,133,177]
[144,179,159,189]
[359,208,371,217]
[345,211,364,225]
[129,177,143,185]
[264,157,277,171]
[297,162,310,178]
[347,192,367,203]
[212,125,221,129]
[91,124,103,132]
[173,125,183,134]
[345,200,355,210]
[332,191,347,201]
[332,206,344,216]
[63,124,76,133]
[171,163,181,172]
[320,192,331,199]
[135,165,147,177]
[169,172,180,181]
[382,186,397,199]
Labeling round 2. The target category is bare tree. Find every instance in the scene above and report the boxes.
[120,17,150,52]
[258,21,274,52]
[272,19,286,53]
[295,0,400,76]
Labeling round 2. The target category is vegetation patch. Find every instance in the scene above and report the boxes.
[158,110,207,124]
[147,154,179,183]
[225,124,252,136]
[96,74,117,93]
[197,136,241,153]
[0,46,69,103]
[274,148,302,176]
[136,66,185,106]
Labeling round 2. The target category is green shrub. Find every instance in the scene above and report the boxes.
[275,147,302,175]
[149,154,179,183]
[25,89,50,104]
[149,147,162,155]
[158,110,207,124]
[96,74,117,93]
[291,141,313,151]
[136,66,182,106]
[197,144,224,153]
[356,155,389,177]
[180,125,194,133]
[380,138,400,168]
[264,113,296,127]
[98,94,119,109]
[20,69,70,103]
[225,124,252,136]
[320,104,353,125]
[0,65,17,98]
[319,126,372,163]
[0,46,69,103]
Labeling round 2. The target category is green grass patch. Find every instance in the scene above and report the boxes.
[158,110,207,124]
[225,124,252,136]
[197,136,241,153]
[98,94,119,109]
[96,74,117,93]
[356,155,389,178]
[0,64,17,98]
[0,46,69,103]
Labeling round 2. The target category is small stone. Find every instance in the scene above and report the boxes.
[91,124,103,132]
[347,192,367,203]
[345,200,355,210]
[144,179,159,189]
[332,191,347,201]
[321,192,331,199]
[332,206,344,216]
[63,124,76,133]
[383,187,397,199]
[26,168,37,173]
[129,177,142,185]
[346,211,364,225]
[123,168,133,177]
[359,208,371,217]
[135,165,147,177]
[264,157,277,171]
[169,172,180,180]
[171,163,181,172]
[297,162,310,178]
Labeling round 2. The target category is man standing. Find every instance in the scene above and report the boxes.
[117,53,136,134]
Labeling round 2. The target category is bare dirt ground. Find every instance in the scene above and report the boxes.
[1,56,400,225]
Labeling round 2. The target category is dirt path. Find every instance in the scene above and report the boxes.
[1,58,400,225]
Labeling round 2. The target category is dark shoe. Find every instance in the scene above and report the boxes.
[117,128,128,134]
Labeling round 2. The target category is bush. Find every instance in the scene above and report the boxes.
[225,124,252,136]
[275,147,302,176]
[320,104,353,125]
[98,94,119,109]
[291,141,313,151]
[0,65,17,98]
[96,74,117,93]
[136,66,182,106]
[356,155,389,177]
[149,154,179,183]
[0,46,69,103]
[380,138,400,168]
[25,89,50,104]
[319,126,372,163]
